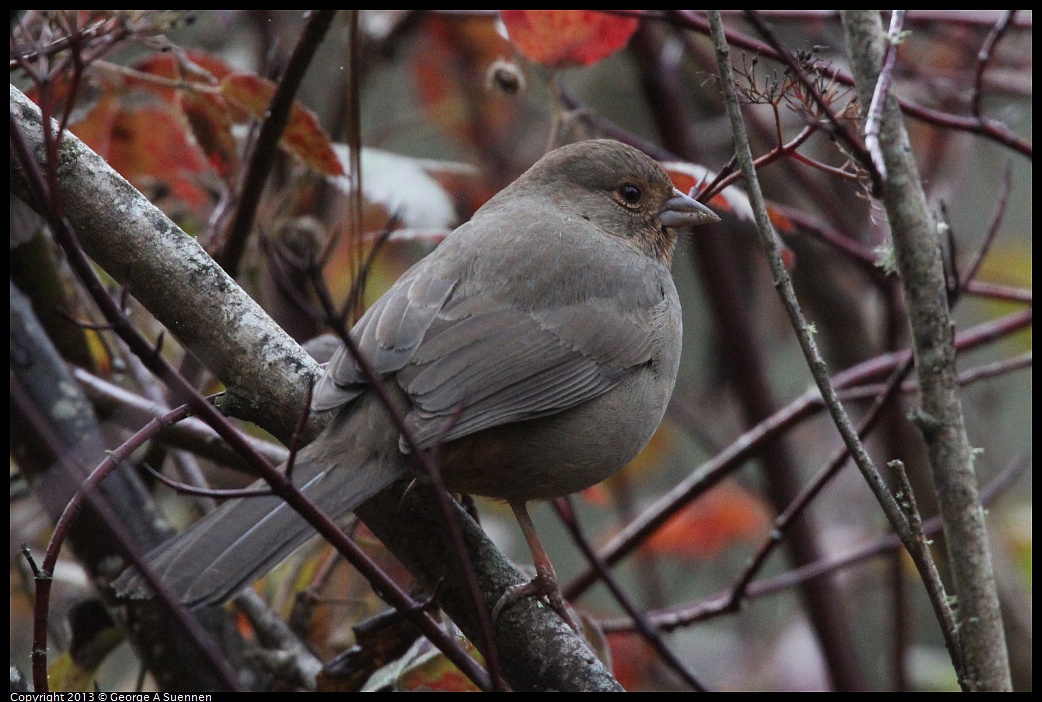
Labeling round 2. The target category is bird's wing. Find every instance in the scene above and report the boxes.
[310,261,457,411]
[312,215,673,448]
[396,290,669,447]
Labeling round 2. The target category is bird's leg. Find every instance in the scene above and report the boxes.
[492,501,580,632]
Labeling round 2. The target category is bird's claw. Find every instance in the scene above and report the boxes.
[492,567,581,633]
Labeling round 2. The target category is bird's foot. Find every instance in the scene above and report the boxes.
[492,562,580,633]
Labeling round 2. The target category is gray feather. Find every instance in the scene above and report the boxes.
[114,392,407,605]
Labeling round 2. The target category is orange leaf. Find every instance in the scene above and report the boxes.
[219,74,345,176]
[642,482,771,559]
[501,10,639,68]
[65,86,120,158]
[106,104,212,210]
[410,14,519,152]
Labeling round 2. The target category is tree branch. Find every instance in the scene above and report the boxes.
[840,10,1012,691]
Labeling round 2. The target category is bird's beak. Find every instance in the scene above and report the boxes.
[660,189,720,229]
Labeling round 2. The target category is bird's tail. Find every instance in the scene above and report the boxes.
[113,393,408,607]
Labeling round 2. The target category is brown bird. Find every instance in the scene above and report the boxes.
[115,139,719,626]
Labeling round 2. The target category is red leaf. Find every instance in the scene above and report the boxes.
[607,634,655,691]
[126,51,235,100]
[642,482,771,559]
[501,10,639,68]
[63,87,120,158]
[664,160,798,270]
[219,74,345,176]
[410,14,519,153]
[105,105,212,211]
[177,90,238,180]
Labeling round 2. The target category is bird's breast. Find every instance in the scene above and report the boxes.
[437,324,680,503]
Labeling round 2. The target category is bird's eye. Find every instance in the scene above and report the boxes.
[617,183,643,206]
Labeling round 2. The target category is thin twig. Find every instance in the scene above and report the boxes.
[345,10,367,323]
[727,360,913,607]
[701,125,818,200]
[662,10,1031,159]
[971,11,1018,120]
[74,368,291,467]
[863,11,906,182]
[141,462,274,499]
[742,10,880,191]
[964,280,1032,304]
[889,459,963,674]
[12,386,244,692]
[214,10,337,278]
[599,451,1029,633]
[960,163,1014,289]
[554,498,709,691]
